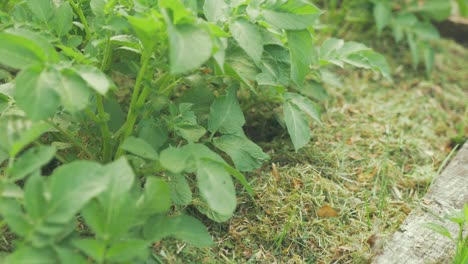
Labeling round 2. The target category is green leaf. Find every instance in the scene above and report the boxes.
[0,199,30,237]
[46,161,108,223]
[416,0,452,21]
[55,247,89,264]
[422,223,454,242]
[213,135,269,172]
[301,81,329,101]
[169,173,192,206]
[56,69,92,113]
[407,33,420,69]
[105,239,149,262]
[26,0,53,23]
[90,0,106,17]
[137,120,168,151]
[160,147,189,173]
[168,24,213,74]
[287,30,313,87]
[0,116,51,157]
[138,178,171,216]
[412,23,440,41]
[72,239,106,263]
[24,175,47,220]
[73,65,113,95]
[159,0,193,24]
[262,0,321,30]
[208,86,245,134]
[0,33,47,69]
[422,44,435,76]
[197,159,236,216]
[285,92,321,123]
[203,0,229,23]
[4,246,56,264]
[204,158,254,198]
[121,136,159,160]
[15,66,60,121]
[9,146,56,181]
[144,214,213,247]
[127,14,162,51]
[175,124,206,143]
[457,0,468,17]
[373,1,391,34]
[283,100,310,151]
[50,2,73,36]
[230,19,263,64]
[81,158,136,240]
[225,47,260,90]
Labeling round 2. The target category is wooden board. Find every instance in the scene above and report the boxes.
[373,143,468,264]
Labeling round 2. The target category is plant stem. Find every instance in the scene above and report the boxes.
[95,35,114,162]
[49,122,95,160]
[67,0,91,45]
[114,52,152,158]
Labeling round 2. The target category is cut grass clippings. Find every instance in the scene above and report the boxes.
[152,38,467,263]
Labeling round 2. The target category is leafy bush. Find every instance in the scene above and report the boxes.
[0,0,389,262]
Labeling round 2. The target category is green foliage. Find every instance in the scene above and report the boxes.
[423,204,468,264]
[369,0,454,75]
[0,0,390,262]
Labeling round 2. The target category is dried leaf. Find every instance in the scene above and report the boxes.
[317,205,339,218]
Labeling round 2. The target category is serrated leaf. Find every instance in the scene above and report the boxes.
[50,2,73,36]
[197,159,236,216]
[15,66,61,121]
[121,136,159,160]
[9,145,56,181]
[230,19,263,64]
[169,173,192,206]
[73,65,113,95]
[168,24,212,74]
[26,0,53,23]
[208,87,245,134]
[283,100,310,151]
[0,33,47,69]
[143,214,213,247]
[287,30,313,87]
[213,135,269,172]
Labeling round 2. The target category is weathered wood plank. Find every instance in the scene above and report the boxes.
[373,143,468,264]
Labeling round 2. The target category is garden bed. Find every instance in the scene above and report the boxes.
[153,39,467,263]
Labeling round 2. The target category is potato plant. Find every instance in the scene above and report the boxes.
[0,0,389,262]
[371,0,467,75]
